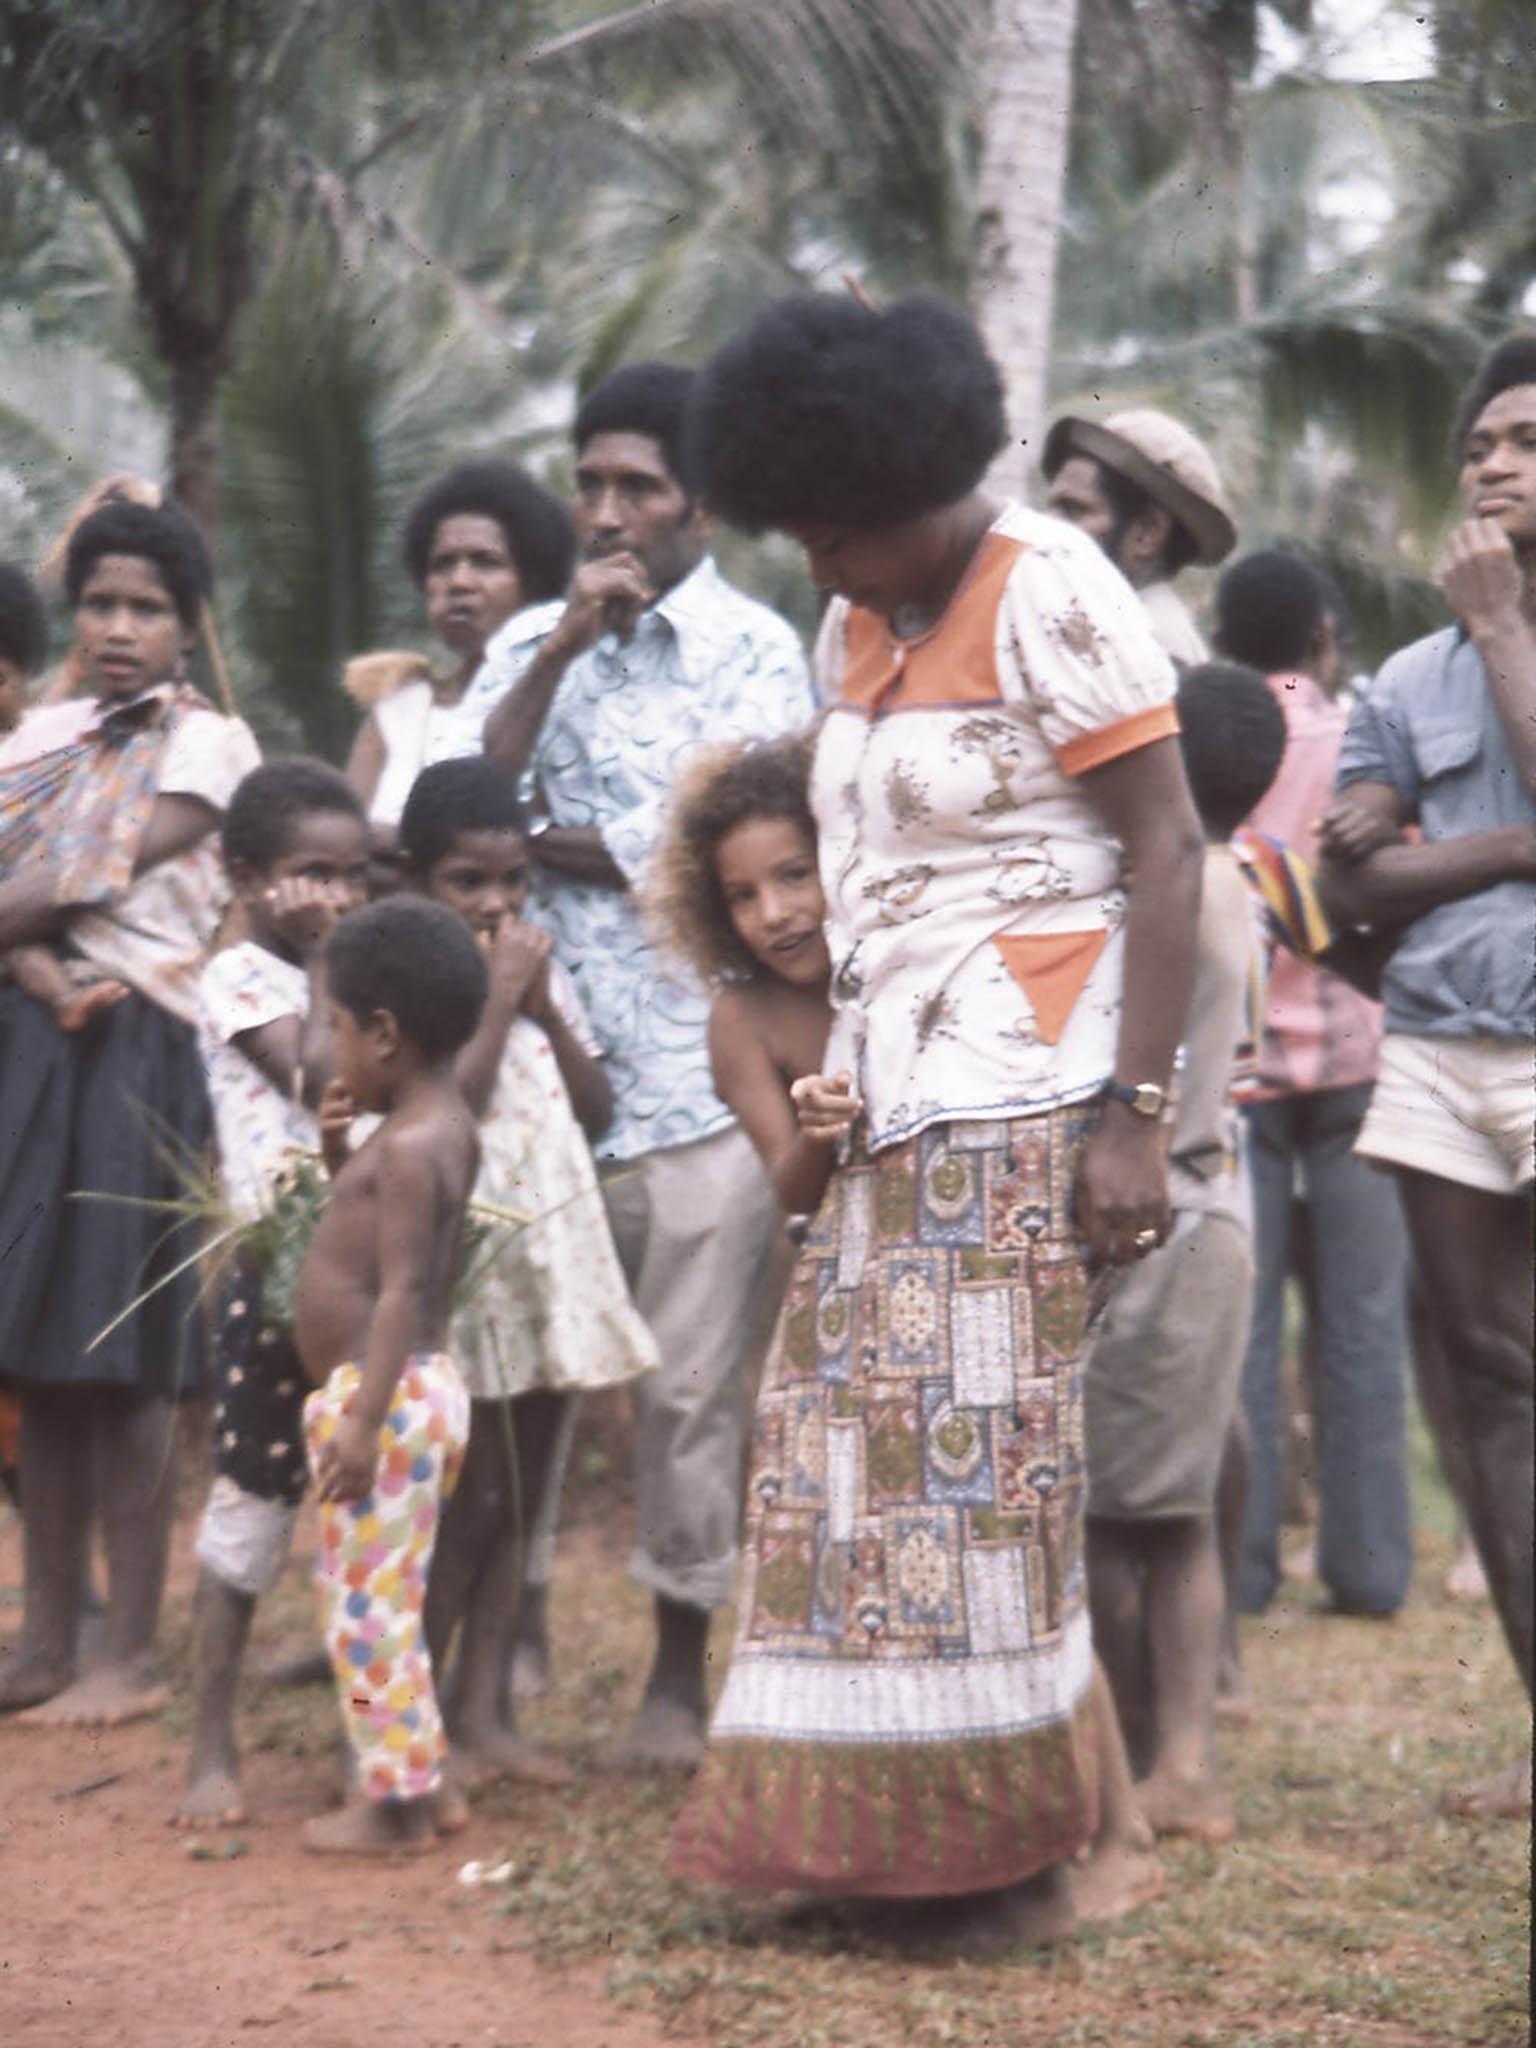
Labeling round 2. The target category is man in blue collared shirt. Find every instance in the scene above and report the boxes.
[1321,336,1536,1822]
[484,364,814,1766]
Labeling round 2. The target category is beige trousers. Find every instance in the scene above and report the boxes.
[602,1123,779,1611]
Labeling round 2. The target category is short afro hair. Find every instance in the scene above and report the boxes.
[325,897,487,1061]
[221,758,366,873]
[688,293,1006,535]
[64,499,212,628]
[574,363,697,493]
[1215,549,1337,674]
[648,730,819,984]
[402,459,577,600]
[0,562,47,675]
[1452,332,1536,461]
[1175,662,1287,840]
[398,756,527,876]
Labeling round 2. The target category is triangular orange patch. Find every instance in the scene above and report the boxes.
[993,929,1110,1046]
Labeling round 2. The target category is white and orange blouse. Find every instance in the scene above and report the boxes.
[811,503,1178,1152]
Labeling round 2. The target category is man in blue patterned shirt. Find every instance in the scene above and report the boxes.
[483,363,814,1766]
[1320,335,1536,1823]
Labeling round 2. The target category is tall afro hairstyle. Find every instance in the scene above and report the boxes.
[1214,549,1339,674]
[398,755,527,876]
[647,730,819,985]
[687,293,1006,535]
[1175,662,1287,840]
[325,897,487,1062]
[1451,332,1536,461]
[221,758,366,874]
[64,499,213,627]
[0,562,48,676]
[402,459,577,601]
[573,363,698,492]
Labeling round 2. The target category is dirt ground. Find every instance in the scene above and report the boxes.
[0,1496,664,2048]
[1,1418,1530,2048]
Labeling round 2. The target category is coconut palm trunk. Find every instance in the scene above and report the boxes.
[972,0,1081,499]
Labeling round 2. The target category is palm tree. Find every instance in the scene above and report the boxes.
[0,0,970,539]
[972,0,1081,495]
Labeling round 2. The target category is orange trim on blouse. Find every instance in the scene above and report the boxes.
[993,929,1111,1046]
[839,532,1027,713]
[1054,701,1180,778]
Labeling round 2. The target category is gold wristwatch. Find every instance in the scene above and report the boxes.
[1103,1080,1168,1119]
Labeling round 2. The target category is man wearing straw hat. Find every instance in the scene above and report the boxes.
[1043,408,1237,664]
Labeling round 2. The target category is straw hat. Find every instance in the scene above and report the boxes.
[1042,407,1237,566]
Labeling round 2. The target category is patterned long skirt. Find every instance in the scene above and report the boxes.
[673,1107,1102,1899]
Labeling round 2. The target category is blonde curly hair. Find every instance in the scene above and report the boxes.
[647,729,819,986]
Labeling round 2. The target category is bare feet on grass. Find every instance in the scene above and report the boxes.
[1136,1767,1236,1844]
[0,1646,74,1715]
[1071,1839,1166,1924]
[302,1798,436,1857]
[174,1768,247,1830]
[1440,1752,1531,1822]
[16,1663,168,1729]
[605,1694,705,1773]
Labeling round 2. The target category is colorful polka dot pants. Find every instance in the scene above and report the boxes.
[304,1354,470,1803]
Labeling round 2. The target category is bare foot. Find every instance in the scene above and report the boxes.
[16,1665,169,1729]
[260,1643,331,1688]
[1442,1537,1490,1604]
[57,979,130,1032]
[1071,1840,1165,1924]
[508,1636,551,1705]
[454,1729,574,1789]
[1440,1753,1531,1822]
[173,1769,247,1830]
[1137,1768,1236,1844]
[0,1648,74,1715]
[302,1799,436,1857]
[603,1694,705,1773]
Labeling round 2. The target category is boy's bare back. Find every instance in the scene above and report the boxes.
[294,1084,479,1382]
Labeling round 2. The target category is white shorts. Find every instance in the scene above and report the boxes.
[1357,1032,1535,1195]
[194,1475,299,1598]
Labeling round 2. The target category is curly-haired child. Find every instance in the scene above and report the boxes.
[648,731,855,1215]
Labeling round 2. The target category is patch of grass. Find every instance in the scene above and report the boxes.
[221,1481,1528,2048]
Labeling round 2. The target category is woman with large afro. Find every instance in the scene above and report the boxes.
[670,293,1206,1948]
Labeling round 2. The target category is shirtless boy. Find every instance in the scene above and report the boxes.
[292,897,486,1854]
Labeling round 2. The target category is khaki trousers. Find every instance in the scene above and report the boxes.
[602,1123,778,1611]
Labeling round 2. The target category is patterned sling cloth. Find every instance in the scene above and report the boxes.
[0,685,204,908]
[673,1106,1101,1899]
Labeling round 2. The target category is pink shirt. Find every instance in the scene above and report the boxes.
[1246,671,1381,1099]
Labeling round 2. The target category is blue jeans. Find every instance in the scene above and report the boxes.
[1238,1084,1413,1615]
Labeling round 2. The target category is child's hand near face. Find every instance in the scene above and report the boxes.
[791,1070,862,1141]
[267,876,351,961]
[484,916,553,1023]
[319,1079,355,1179]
